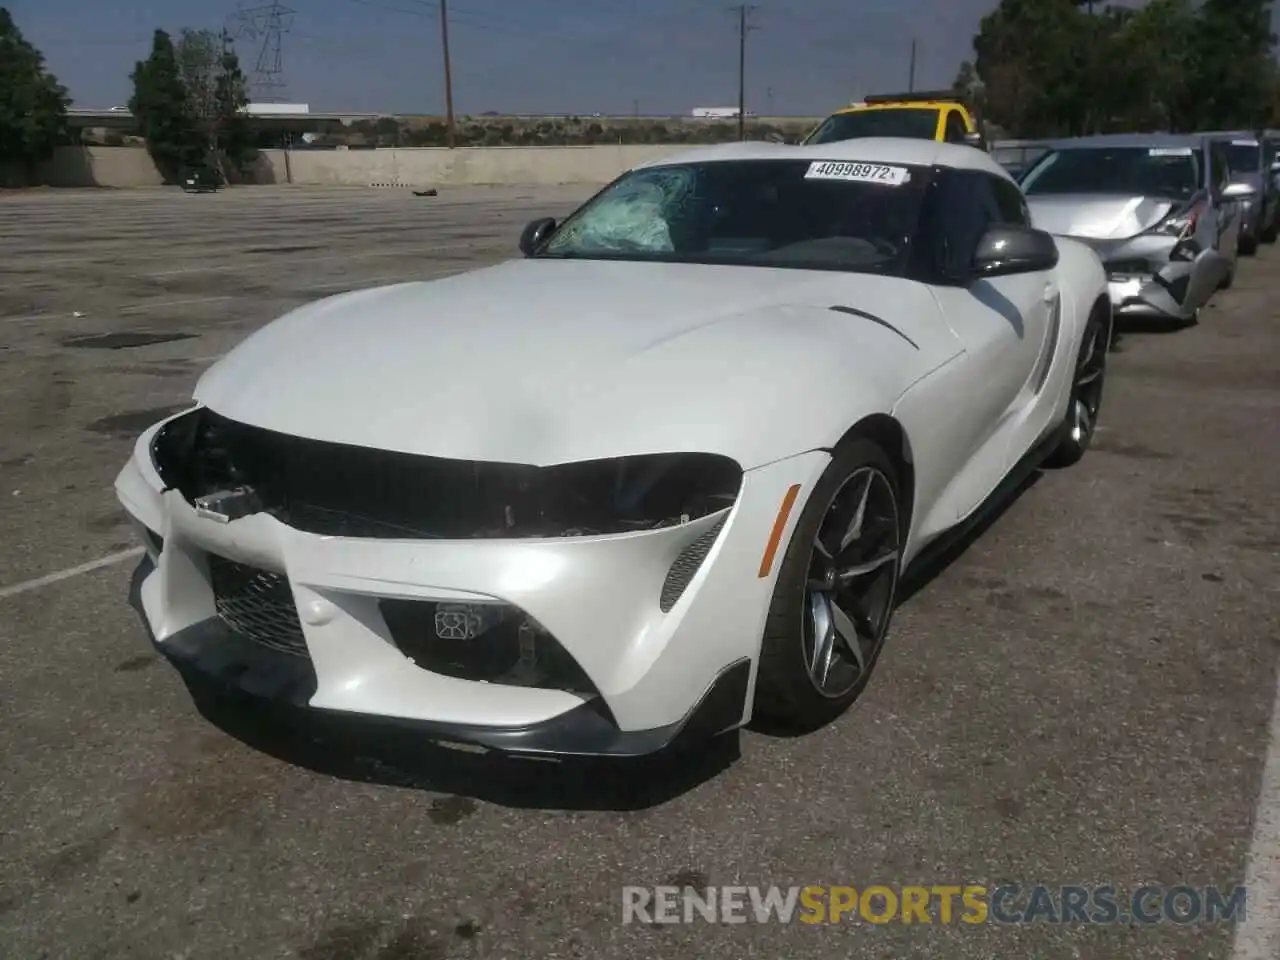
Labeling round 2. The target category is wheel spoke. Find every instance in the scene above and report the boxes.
[808,591,838,687]
[815,469,871,558]
[1077,365,1104,386]
[1078,330,1097,370]
[830,601,867,675]
[839,594,877,638]
[838,471,873,553]
[837,548,899,581]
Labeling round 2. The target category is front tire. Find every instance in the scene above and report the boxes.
[754,438,903,730]
[1045,305,1110,468]
[1240,233,1258,257]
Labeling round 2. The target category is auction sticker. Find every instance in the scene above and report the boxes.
[1148,147,1193,156]
[805,161,910,185]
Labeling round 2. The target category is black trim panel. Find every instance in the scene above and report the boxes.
[828,305,920,349]
[128,557,749,757]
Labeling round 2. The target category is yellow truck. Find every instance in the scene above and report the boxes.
[803,91,988,150]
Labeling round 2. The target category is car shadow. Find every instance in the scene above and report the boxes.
[182,674,739,811]
[1111,312,1196,352]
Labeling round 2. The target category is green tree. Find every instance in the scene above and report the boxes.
[0,7,70,176]
[973,0,1093,137]
[968,0,1276,137]
[1122,0,1197,131]
[213,34,256,178]
[129,29,203,182]
[176,27,221,139]
[1186,0,1275,130]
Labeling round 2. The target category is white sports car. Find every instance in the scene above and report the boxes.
[116,138,1111,756]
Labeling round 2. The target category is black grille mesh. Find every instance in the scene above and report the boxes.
[208,555,309,658]
[659,516,727,613]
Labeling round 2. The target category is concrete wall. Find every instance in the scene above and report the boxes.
[266,145,687,187]
[31,144,692,189]
[39,146,166,187]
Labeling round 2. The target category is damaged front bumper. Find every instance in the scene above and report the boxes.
[1093,235,1227,322]
[116,410,829,756]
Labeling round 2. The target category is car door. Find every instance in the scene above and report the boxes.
[929,169,1055,421]
[903,168,1056,518]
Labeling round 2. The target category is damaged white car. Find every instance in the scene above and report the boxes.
[117,138,1110,756]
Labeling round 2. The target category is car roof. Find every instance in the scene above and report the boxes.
[1201,130,1261,141]
[1039,132,1208,151]
[831,102,954,115]
[633,138,1012,179]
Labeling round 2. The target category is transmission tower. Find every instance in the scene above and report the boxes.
[230,1,295,102]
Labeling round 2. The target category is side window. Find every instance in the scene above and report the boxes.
[944,111,968,144]
[910,169,999,282]
[992,176,1030,226]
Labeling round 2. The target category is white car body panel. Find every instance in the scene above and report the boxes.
[192,260,960,470]
[116,137,1110,752]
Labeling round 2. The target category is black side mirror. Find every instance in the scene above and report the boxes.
[519,217,557,256]
[972,224,1058,278]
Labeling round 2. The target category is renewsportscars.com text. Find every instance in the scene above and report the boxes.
[621,884,1247,925]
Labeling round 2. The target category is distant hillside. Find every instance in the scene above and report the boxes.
[304,114,822,148]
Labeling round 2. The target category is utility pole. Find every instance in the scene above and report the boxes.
[732,4,758,141]
[440,0,456,148]
[908,39,917,93]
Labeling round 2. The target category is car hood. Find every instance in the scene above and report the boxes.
[1027,194,1175,241]
[194,259,956,468]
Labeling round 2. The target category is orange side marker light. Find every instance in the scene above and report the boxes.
[757,483,802,579]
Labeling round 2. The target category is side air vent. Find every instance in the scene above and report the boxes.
[1031,293,1062,395]
[660,515,728,613]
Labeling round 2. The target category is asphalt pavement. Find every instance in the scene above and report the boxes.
[0,185,1277,960]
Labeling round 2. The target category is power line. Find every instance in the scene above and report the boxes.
[730,4,758,140]
[230,1,295,102]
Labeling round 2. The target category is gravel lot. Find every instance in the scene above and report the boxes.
[1,185,1277,960]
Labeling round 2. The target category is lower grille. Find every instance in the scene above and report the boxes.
[208,555,308,658]
[1105,259,1150,278]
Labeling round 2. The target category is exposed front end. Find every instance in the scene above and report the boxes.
[116,407,827,756]
[1094,235,1222,322]
[1082,218,1225,323]
[1028,191,1228,323]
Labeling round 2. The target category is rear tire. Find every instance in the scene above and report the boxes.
[754,438,903,730]
[1262,217,1278,244]
[1045,304,1110,469]
[1240,234,1258,257]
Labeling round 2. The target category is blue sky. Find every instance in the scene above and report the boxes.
[5,0,1183,116]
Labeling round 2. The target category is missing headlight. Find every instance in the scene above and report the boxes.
[152,409,742,538]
